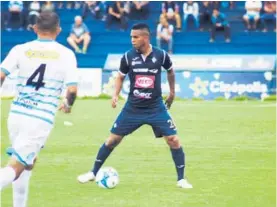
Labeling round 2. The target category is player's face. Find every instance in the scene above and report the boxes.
[131,30,148,50]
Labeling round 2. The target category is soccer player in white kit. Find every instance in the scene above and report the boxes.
[0,12,78,207]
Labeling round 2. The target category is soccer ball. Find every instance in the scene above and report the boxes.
[95,167,119,189]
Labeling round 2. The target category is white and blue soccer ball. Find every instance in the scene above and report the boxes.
[95,167,119,189]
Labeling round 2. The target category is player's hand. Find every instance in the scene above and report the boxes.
[59,102,71,113]
[112,95,119,108]
[165,93,175,110]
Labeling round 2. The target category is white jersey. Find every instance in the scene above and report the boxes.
[1,39,78,125]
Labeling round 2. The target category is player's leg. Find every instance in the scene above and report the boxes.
[0,116,26,190]
[0,158,24,190]
[164,135,192,188]
[2,114,52,207]
[78,108,143,183]
[77,133,124,183]
[149,107,192,189]
[11,157,37,207]
[93,133,123,175]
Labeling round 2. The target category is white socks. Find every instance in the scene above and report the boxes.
[0,166,16,190]
[12,170,32,207]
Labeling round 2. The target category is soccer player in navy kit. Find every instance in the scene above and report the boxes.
[78,23,192,189]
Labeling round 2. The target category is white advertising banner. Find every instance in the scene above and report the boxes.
[1,68,102,98]
[104,54,276,71]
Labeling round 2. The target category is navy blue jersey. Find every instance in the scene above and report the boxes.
[119,46,173,108]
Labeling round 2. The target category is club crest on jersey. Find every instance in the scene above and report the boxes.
[152,57,157,63]
[135,75,155,88]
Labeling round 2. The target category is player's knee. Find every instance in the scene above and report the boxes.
[106,135,123,149]
[8,158,25,180]
[166,135,180,148]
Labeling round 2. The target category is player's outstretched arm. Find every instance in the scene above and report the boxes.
[59,85,77,113]
[112,73,125,108]
[165,68,175,109]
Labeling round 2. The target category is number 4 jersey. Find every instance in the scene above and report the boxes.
[0,39,78,125]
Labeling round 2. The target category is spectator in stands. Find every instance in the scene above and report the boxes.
[82,1,106,21]
[27,1,40,31]
[6,1,24,31]
[129,1,149,20]
[67,16,91,54]
[156,16,174,54]
[106,1,128,31]
[243,0,262,31]
[210,8,231,43]
[160,1,181,32]
[261,1,276,32]
[41,1,55,12]
[57,1,80,10]
[183,1,199,30]
[199,1,212,31]
[221,1,235,10]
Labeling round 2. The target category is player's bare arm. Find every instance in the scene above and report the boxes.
[112,73,125,108]
[165,68,175,109]
[59,85,78,113]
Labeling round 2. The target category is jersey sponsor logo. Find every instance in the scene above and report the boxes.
[133,68,148,72]
[25,49,59,59]
[132,68,159,74]
[133,89,152,99]
[148,69,158,74]
[132,57,139,61]
[132,61,142,66]
[135,75,155,88]
[16,97,38,107]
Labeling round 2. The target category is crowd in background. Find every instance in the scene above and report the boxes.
[2,1,276,54]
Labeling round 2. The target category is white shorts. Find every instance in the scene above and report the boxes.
[7,113,53,166]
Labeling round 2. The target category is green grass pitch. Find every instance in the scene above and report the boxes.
[1,100,276,207]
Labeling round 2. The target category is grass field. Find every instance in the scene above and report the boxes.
[1,100,276,207]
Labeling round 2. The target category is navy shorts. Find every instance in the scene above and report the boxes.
[110,104,177,138]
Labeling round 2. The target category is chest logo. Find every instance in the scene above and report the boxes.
[135,75,155,88]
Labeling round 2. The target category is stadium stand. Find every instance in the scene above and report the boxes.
[1,1,276,68]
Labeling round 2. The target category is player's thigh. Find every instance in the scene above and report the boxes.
[8,115,53,167]
[110,109,144,137]
[149,110,177,138]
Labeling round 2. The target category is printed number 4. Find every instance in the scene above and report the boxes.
[167,119,177,130]
[26,64,46,91]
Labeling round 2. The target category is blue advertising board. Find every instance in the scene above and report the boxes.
[102,70,275,100]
